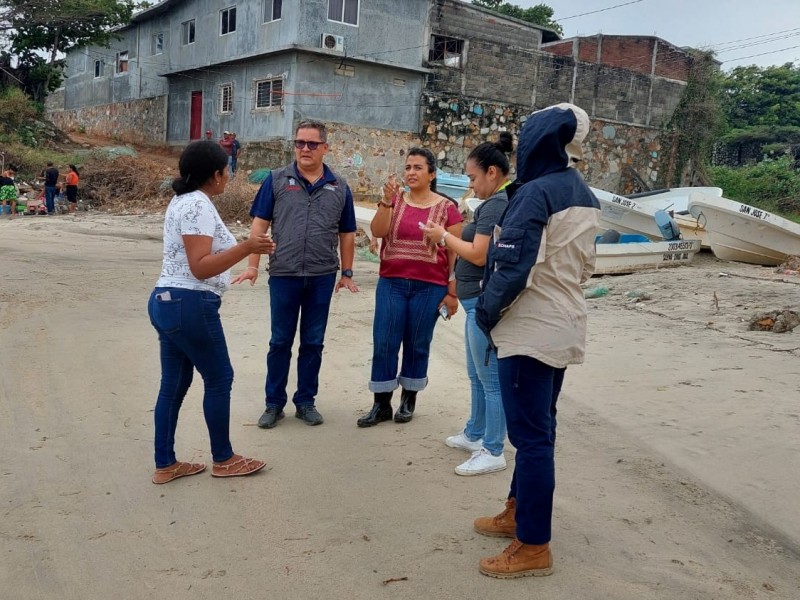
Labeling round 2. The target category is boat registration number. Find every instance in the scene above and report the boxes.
[662,252,690,262]
[667,241,695,251]
[738,204,770,220]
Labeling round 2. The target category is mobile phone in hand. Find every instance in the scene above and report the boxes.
[439,304,450,321]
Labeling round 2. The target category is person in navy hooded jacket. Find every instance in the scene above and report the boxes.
[472,103,600,578]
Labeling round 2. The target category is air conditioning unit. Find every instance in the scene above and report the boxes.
[321,33,345,53]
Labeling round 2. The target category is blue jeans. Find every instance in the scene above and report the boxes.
[266,274,337,409]
[44,186,56,213]
[148,287,235,468]
[460,297,506,456]
[499,355,565,545]
[369,277,447,392]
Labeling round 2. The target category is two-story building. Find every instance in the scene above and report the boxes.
[57,0,430,144]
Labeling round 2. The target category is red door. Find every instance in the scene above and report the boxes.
[189,91,203,140]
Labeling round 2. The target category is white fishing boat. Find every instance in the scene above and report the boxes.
[688,192,800,266]
[594,234,702,275]
[592,187,708,246]
[633,187,723,213]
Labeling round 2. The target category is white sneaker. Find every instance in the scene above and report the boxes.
[455,448,507,476]
[445,432,484,452]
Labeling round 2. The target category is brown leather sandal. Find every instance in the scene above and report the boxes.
[152,461,206,484]
[211,455,267,478]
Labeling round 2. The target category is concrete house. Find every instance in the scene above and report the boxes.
[57,0,431,144]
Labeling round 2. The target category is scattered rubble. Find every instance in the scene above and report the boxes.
[748,310,800,333]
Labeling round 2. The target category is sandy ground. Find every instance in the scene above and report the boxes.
[1,212,799,600]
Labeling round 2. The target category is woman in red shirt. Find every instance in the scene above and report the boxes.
[357,148,462,427]
[65,164,79,214]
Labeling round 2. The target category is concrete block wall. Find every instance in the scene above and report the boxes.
[426,0,541,104]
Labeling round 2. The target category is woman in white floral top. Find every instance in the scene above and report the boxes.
[148,141,274,484]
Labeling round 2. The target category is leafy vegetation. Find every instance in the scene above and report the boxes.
[709,157,800,219]
[718,63,800,130]
[471,0,562,35]
[0,0,133,101]
[707,63,800,218]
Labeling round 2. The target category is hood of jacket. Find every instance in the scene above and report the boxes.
[516,103,590,184]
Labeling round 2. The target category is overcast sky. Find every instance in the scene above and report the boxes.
[514,0,800,69]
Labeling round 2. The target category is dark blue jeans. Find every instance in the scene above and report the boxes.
[266,274,337,409]
[499,355,565,545]
[148,287,235,468]
[369,276,447,393]
[44,186,56,214]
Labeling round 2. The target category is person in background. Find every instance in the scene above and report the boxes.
[65,164,80,215]
[0,167,18,219]
[219,131,233,158]
[356,148,462,427]
[422,132,513,476]
[472,104,600,578]
[148,140,275,484]
[235,120,359,430]
[43,162,59,215]
[229,133,242,177]
[205,129,214,141]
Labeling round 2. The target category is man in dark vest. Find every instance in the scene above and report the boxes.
[234,120,359,428]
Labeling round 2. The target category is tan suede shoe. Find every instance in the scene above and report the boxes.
[479,539,554,579]
[473,498,516,538]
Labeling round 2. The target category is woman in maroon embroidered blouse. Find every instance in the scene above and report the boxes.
[357,148,463,428]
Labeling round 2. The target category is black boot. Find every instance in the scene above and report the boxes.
[394,389,417,423]
[357,392,394,428]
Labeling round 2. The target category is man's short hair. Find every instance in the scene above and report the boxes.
[47,162,53,166]
[295,120,327,143]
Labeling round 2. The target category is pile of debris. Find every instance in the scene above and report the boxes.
[748,310,800,333]
[79,154,174,212]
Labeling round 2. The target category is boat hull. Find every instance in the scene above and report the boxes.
[688,193,800,266]
[594,238,702,275]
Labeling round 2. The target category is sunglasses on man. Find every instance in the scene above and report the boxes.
[294,140,324,150]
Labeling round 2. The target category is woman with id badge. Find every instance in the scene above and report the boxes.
[356,147,462,428]
[148,140,274,484]
[422,133,513,476]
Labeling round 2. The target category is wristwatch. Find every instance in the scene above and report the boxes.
[342,269,354,278]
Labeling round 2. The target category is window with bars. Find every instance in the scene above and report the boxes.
[221,7,237,35]
[219,83,233,114]
[182,19,195,45]
[151,33,163,55]
[254,78,283,110]
[264,0,282,22]
[328,0,358,26]
[429,35,464,68]
[116,51,129,74]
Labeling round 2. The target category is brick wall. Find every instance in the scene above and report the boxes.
[543,36,692,82]
[47,96,167,144]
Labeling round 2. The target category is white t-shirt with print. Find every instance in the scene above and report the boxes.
[155,190,237,295]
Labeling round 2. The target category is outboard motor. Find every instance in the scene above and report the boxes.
[654,209,681,241]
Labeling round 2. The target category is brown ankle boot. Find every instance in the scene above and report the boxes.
[479,539,553,578]
[474,498,516,538]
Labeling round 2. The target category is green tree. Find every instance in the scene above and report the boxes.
[472,0,562,35]
[719,63,800,130]
[1,0,133,100]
